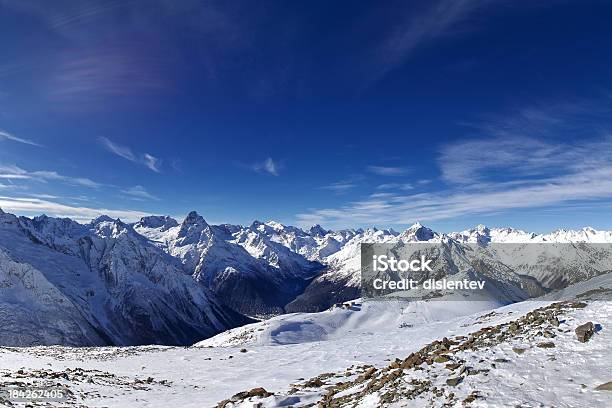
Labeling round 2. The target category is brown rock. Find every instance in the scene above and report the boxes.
[463,391,480,403]
[304,378,324,388]
[536,341,555,349]
[248,387,272,398]
[595,381,612,391]
[216,399,231,408]
[575,322,595,343]
[434,355,451,363]
[230,391,250,401]
[446,376,463,386]
[401,353,422,369]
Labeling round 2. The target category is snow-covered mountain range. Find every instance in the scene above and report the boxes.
[1,207,612,346]
[0,209,251,346]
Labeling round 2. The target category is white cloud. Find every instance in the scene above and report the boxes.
[143,153,162,173]
[439,135,612,185]
[99,136,135,161]
[253,157,279,176]
[27,193,59,199]
[367,166,408,176]
[369,0,486,85]
[0,196,148,223]
[32,171,102,188]
[0,164,102,188]
[321,181,357,194]
[0,164,30,179]
[121,185,159,201]
[297,135,612,228]
[377,183,413,190]
[100,137,162,173]
[0,129,42,147]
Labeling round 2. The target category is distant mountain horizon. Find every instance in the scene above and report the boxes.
[2,207,609,241]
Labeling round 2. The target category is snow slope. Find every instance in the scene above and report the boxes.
[0,275,609,407]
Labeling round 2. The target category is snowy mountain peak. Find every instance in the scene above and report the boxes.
[0,209,13,224]
[91,218,131,239]
[400,222,435,241]
[309,224,329,237]
[249,220,276,235]
[90,215,115,224]
[177,211,209,243]
[447,225,538,244]
[181,211,208,228]
[136,215,178,230]
[183,210,205,223]
[264,220,285,230]
[249,220,264,229]
[476,224,490,233]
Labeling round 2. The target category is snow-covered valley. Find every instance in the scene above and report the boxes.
[0,273,610,407]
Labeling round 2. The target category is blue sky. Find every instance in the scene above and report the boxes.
[2,0,612,232]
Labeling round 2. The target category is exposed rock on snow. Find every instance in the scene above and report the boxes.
[575,321,595,343]
[215,299,610,407]
[0,275,610,407]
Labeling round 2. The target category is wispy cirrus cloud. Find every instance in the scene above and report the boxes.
[0,164,102,188]
[463,99,609,140]
[2,0,249,112]
[367,165,409,176]
[143,154,162,173]
[321,181,357,194]
[49,47,171,108]
[0,196,148,223]
[252,157,279,176]
[297,100,612,228]
[27,193,59,199]
[366,0,489,85]
[121,185,159,201]
[320,174,364,195]
[297,162,612,228]
[99,136,134,160]
[100,137,162,173]
[0,129,42,147]
[377,182,413,190]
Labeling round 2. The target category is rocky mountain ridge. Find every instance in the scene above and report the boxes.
[0,209,251,346]
[2,207,612,345]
